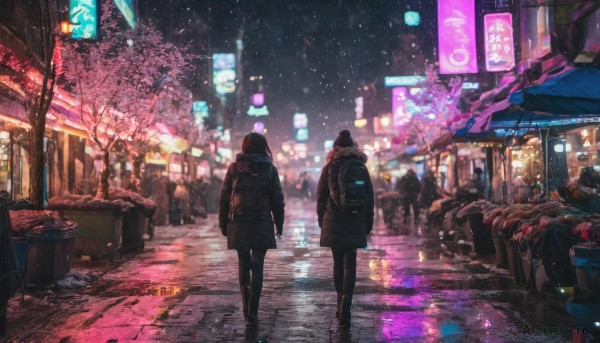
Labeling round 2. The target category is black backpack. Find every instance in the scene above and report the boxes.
[329,159,369,213]
[229,166,272,220]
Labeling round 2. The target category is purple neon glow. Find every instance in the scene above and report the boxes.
[252,93,265,106]
[437,0,478,74]
[484,13,515,72]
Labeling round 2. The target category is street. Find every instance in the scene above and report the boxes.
[4,198,576,342]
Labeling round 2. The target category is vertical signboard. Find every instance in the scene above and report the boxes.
[293,113,308,141]
[437,0,477,74]
[484,13,515,72]
[392,87,410,127]
[192,101,209,128]
[212,53,236,95]
[70,0,98,39]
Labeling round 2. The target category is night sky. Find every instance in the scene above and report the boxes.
[140,0,438,140]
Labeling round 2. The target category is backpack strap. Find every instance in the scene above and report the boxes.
[228,166,238,222]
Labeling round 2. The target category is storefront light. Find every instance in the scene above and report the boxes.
[553,144,564,153]
[0,131,9,140]
[583,139,592,148]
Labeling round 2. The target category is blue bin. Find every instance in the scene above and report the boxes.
[574,246,600,295]
[12,237,30,276]
[567,300,600,335]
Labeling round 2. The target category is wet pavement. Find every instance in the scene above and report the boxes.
[2,198,588,342]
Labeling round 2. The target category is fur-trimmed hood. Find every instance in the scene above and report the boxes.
[326,146,368,164]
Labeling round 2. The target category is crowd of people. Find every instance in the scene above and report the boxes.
[376,167,486,228]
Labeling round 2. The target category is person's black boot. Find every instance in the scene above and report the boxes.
[335,293,343,318]
[246,292,260,328]
[240,285,251,321]
[338,295,352,328]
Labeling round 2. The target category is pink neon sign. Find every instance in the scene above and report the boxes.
[437,0,478,74]
[392,87,409,127]
[484,13,515,72]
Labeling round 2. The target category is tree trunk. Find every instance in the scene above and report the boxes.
[96,150,111,200]
[131,153,144,193]
[28,124,45,209]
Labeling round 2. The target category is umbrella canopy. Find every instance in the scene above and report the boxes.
[509,67,600,115]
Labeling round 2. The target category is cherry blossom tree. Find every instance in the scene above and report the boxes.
[62,2,189,199]
[395,65,465,152]
[0,0,57,210]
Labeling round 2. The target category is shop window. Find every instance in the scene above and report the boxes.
[508,138,544,203]
[0,131,11,193]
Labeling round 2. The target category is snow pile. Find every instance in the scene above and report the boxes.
[108,188,156,215]
[10,210,78,239]
[48,193,134,212]
[55,271,98,290]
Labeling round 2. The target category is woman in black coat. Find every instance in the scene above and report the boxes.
[316,130,374,328]
[218,133,285,328]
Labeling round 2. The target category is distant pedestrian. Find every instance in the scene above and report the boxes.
[173,180,193,224]
[419,170,441,210]
[219,133,285,328]
[316,130,374,328]
[397,169,422,224]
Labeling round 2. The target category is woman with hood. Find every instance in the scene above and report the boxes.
[218,133,285,328]
[316,130,374,327]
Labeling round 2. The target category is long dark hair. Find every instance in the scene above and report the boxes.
[241,132,272,159]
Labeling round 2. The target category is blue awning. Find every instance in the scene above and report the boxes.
[509,67,600,115]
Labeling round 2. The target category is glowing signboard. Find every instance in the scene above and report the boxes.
[295,128,308,141]
[293,113,308,129]
[252,93,264,106]
[114,0,136,29]
[70,0,98,39]
[484,13,515,72]
[247,106,269,116]
[384,76,426,87]
[437,0,477,74]
[392,87,411,127]
[253,122,265,133]
[213,53,236,95]
[404,11,420,26]
[193,101,209,128]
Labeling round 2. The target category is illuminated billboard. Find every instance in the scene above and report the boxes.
[212,53,236,95]
[437,0,477,74]
[484,13,515,72]
[114,0,136,29]
[70,0,97,39]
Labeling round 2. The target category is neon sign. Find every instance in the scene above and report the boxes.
[437,0,478,74]
[484,13,515,72]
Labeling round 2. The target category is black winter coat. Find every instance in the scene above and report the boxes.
[219,153,285,250]
[317,146,374,249]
